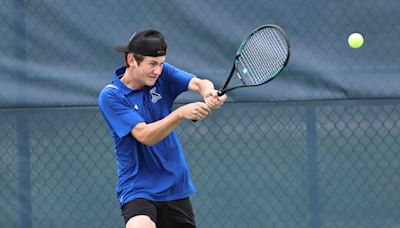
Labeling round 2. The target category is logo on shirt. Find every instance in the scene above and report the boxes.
[150,87,162,104]
[134,104,139,110]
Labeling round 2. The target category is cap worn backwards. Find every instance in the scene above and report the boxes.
[115,29,167,57]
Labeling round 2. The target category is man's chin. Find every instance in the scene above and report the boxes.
[146,81,157,87]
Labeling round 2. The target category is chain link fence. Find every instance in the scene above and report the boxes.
[1,101,400,227]
[2,0,400,227]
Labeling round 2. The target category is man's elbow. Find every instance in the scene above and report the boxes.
[130,131,158,146]
[141,139,157,147]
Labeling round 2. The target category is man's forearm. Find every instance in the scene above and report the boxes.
[197,79,215,97]
[131,109,183,146]
[188,78,215,97]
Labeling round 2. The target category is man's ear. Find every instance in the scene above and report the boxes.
[127,53,137,67]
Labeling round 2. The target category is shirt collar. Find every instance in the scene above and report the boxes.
[112,66,136,95]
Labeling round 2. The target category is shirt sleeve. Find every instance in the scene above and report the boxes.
[98,88,144,138]
[163,63,194,99]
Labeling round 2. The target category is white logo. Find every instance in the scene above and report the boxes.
[150,87,162,103]
[134,104,139,110]
[129,32,136,41]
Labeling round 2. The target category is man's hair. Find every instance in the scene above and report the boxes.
[125,52,144,67]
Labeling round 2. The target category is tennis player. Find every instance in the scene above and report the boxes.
[98,29,226,228]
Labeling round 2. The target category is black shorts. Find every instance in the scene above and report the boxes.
[121,197,196,228]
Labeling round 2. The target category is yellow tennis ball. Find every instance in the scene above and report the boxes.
[348,33,364,48]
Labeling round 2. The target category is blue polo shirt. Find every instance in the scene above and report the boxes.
[98,62,195,206]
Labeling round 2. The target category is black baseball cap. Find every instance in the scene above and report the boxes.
[114,29,167,57]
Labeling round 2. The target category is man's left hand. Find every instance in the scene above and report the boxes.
[203,89,227,109]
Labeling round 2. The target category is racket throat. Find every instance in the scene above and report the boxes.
[219,66,236,96]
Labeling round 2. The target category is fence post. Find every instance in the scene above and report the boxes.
[16,112,32,228]
[306,105,321,228]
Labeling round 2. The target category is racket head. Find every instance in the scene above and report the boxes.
[221,25,290,94]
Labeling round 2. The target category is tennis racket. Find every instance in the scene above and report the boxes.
[218,24,290,96]
[193,24,290,122]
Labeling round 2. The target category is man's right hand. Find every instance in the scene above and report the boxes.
[177,102,212,121]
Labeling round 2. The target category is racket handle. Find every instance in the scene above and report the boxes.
[192,90,225,122]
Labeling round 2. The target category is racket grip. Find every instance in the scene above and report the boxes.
[192,91,225,122]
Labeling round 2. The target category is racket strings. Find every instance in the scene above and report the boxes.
[243,29,287,83]
[246,30,286,83]
[236,27,289,85]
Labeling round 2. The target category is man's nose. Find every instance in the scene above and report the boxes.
[153,65,163,75]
